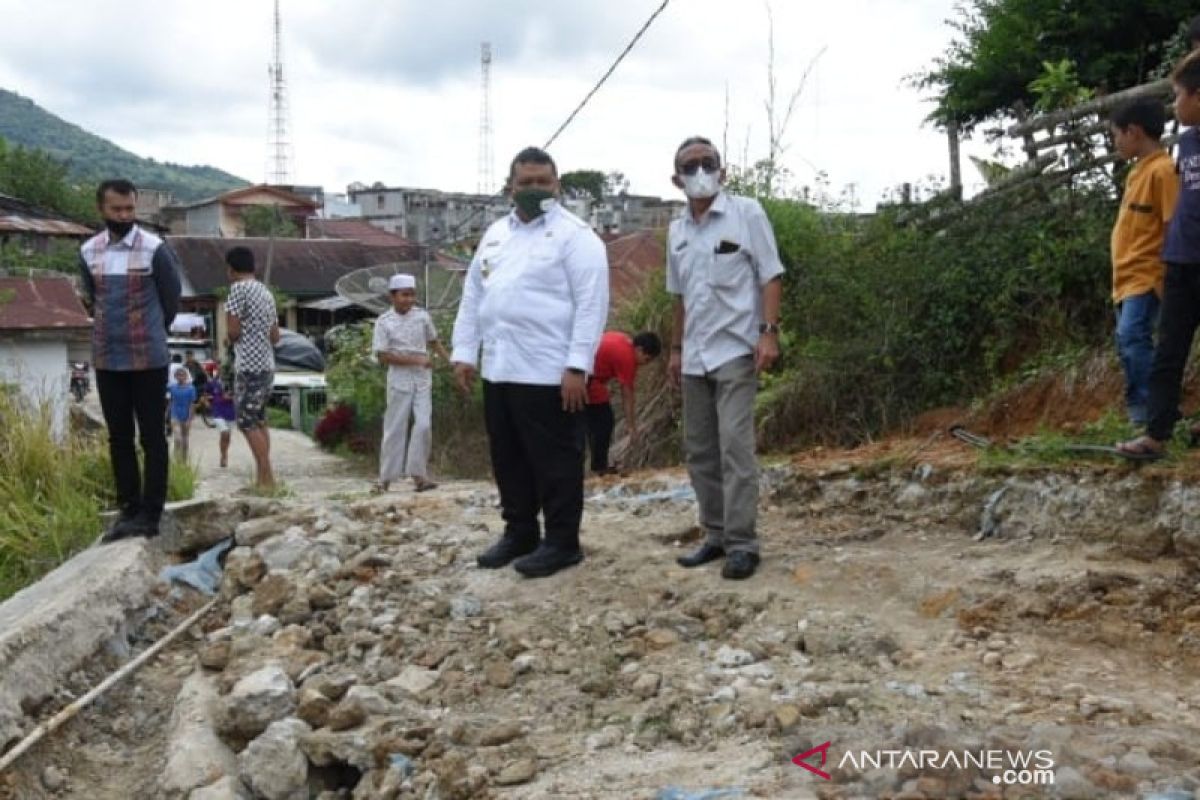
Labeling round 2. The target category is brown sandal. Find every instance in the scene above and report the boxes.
[1114,436,1166,461]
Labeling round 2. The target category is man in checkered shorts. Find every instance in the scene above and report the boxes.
[224,246,281,488]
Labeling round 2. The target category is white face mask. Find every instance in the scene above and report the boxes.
[681,167,721,199]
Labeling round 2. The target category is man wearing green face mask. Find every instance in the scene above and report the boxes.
[451,147,610,578]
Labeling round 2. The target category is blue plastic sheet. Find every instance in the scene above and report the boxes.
[159,537,234,595]
[389,753,415,777]
[655,788,745,800]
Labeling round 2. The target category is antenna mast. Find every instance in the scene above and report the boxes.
[266,0,293,185]
[477,42,494,194]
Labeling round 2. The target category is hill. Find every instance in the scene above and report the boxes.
[0,88,247,202]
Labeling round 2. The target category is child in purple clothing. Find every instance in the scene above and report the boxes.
[206,366,237,468]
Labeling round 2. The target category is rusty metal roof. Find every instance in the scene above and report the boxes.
[0,194,95,237]
[607,229,664,310]
[168,236,422,296]
[0,276,92,331]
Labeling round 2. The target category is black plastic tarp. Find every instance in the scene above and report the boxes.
[274,328,325,372]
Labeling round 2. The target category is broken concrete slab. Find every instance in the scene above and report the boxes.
[161,671,238,796]
[0,538,158,749]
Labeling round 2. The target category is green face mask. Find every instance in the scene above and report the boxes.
[513,188,556,220]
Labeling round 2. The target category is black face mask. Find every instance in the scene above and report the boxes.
[104,219,135,239]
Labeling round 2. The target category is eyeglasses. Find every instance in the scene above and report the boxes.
[679,157,720,176]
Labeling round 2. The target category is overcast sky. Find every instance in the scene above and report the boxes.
[0,0,991,207]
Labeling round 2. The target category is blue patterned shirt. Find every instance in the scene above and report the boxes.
[78,226,182,371]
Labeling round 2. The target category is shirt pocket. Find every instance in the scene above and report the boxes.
[708,248,750,290]
[127,249,154,275]
[523,244,564,292]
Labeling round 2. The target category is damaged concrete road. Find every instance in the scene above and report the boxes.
[2,460,1200,799]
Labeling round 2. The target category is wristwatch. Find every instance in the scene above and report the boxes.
[759,322,780,334]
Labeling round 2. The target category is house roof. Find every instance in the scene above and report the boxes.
[0,194,94,237]
[306,218,418,248]
[167,236,422,297]
[0,276,91,331]
[172,184,321,212]
[606,230,664,308]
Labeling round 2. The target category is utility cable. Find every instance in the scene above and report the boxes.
[435,0,674,247]
[542,0,671,150]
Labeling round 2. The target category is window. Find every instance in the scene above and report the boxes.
[377,195,385,210]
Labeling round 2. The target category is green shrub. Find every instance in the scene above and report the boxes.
[266,406,293,429]
[756,186,1116,447]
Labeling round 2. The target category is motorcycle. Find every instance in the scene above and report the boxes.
[69,362,89,402]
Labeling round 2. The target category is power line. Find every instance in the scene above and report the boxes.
[543,0,671,150]
[434,0,673,246]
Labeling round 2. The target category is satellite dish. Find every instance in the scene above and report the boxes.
[335,259,467,314]
[334,262,421,314]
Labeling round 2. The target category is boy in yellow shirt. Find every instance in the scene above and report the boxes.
[1109,98,1179,426]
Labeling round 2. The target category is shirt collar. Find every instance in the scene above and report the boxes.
[686,190,728,227]
[507,203,557,230]
[103,225,140,248]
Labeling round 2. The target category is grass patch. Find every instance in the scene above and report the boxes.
[241,481,294,499]
[0,394,199,600]
[976,411,1183,468]
[168,458,200,501]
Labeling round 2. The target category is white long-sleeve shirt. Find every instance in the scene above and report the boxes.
[452,204,609,385]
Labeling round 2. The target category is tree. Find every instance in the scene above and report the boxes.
[0,137,95,222]
[915,0,1196,132]
[605,171,629,196]
[241,204,300,238]
[559,170,607,202]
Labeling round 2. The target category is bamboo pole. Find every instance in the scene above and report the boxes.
[1027,102,1175,152]
[0,598,217,774]
[1008,79,1171,138]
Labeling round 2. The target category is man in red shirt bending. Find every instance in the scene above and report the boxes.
[587,330,662,474]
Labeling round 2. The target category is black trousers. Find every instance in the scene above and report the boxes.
[585,402,614,471]
[96,367,169,518]
[483,381,585,551]
[1147,262,1200,441]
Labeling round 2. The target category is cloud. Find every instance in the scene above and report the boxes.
[289,0,657,84]
[0,0,990,204]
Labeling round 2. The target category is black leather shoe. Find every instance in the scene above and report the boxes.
[100,510,141,544]
[513,545,584,578]
[129,512,161,539]
[676,544,725,568]
[721,551,760,580]
[476,537,538,569]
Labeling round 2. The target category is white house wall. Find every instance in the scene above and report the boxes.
[0,339,71,440]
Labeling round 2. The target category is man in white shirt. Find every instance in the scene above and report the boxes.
[373,273,448,493]
[666,136,785,580]
[452,147,609,578]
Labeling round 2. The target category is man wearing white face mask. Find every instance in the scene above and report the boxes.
[452,146,609,579]
[666,136,785,580]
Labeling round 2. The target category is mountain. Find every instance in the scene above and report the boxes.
[0,88,248,203]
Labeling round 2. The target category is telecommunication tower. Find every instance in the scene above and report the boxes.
[266,0,293,185]
[477,42,494,195]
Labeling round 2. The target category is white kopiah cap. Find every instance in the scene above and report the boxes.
[388,273,416,291]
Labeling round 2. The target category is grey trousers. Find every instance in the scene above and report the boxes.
[682,354,759,554]
[379,382,433,482]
